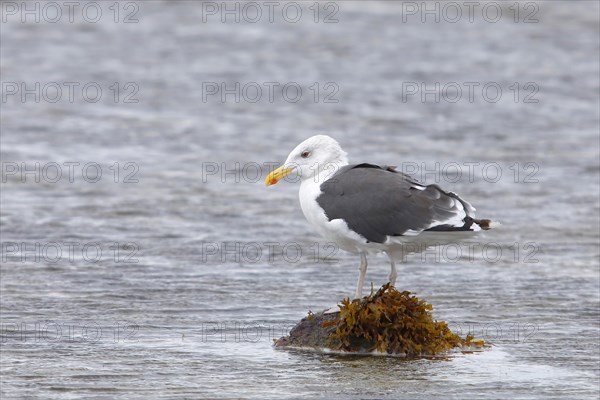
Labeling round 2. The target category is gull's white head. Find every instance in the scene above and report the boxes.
[265,135,349,186]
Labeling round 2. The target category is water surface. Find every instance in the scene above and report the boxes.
[1,1,599,398]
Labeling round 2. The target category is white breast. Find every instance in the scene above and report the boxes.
[298,178,369,254]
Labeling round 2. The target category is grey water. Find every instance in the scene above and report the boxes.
[1,1,599,398]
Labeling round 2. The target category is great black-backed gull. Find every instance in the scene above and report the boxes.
[265,135,495,298]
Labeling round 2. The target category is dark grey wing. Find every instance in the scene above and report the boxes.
[316,164,476,243]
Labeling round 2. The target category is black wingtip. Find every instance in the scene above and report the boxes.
[474,218,493,230]
[425,217,495,232]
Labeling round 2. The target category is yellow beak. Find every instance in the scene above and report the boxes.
[265,165,294,186]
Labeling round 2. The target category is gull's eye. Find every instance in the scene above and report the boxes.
[301,151,311,158]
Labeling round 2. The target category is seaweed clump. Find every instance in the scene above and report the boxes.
[276,283,485,356]
[326,283,484,355]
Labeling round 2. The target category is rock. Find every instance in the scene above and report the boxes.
[275,283,486,356]
[274,309,340,349]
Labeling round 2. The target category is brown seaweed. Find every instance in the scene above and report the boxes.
[276,283,486,356]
